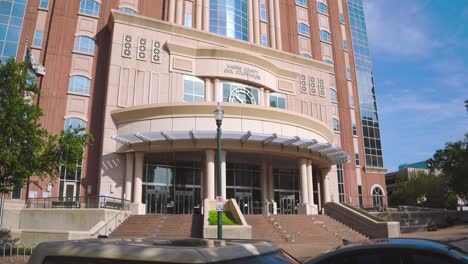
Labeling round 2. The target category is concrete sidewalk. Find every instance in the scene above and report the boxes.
[401,225,468,252]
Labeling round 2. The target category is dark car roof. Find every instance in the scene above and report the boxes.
[29,238,284,264]
[304,238,468,263]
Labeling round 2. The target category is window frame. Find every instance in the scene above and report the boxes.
[333,118,340,133]
[269,92,286,109]
[118,7,138,15]
[320,30,331,43]
[64,118,86,132]
[32,30,44,47]
[352,123,357,136]
[79,0,100,17]
[316,2,328,15]
[295,0,307,8]
[261,33,268,47]
[183,75,205,102]
[260,0,267,22]
[297,22,310,36]
[39,0,49,10]
[73,36,95,55]
[339,13,345,24]
[343,39,348,51]
[355,153,360,167]
[68,75,91,95]
[330,89,337,103]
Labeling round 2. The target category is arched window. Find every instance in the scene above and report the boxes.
[64,118,86,131]
[297,23,310,36]
[79,0,100,16]
[372,187,384,208]
[324,59,333,65]
[296,0,307,7]
[74,36,95,54]
[317,2,328,14]
[320,30,331,43]
[333,118,340,132]
[69,75,91,95]
[330,89,337,102]
[119,7,137,14]
[300,53,312,59]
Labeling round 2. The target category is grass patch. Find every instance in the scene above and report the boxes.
[208,210,237,225]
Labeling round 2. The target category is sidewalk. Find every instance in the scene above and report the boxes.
[401,225,468,252]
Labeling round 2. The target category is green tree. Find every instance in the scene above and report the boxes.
[0,58,93,194]
[427,134,468,201]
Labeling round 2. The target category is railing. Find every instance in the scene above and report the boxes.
[0,243,37,263]
[26,196,130,211]
[95,209,131,237]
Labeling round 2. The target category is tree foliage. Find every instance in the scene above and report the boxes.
[427,134,468,200]
[0,59,93,193]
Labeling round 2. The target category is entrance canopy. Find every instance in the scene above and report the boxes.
[112,130,350,165]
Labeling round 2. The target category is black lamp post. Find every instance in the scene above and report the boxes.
[214,103,224,240]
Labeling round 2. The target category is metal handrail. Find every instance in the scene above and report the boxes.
[26,196,131,210]
[95,209,131,237]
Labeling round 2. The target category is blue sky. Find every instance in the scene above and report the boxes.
[362,0,468,172]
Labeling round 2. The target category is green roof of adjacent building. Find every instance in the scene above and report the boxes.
[398,160,428,171]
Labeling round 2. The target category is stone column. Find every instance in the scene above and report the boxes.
[176,0,183,25]
[261,158,268,213]
[248,0,254,42]
[221,151,227,199]
[130,152,145,214]
[125,152,134,201]
[268,0,276,49]
[307,160,317,214]
[204,78,212,102]
[317,178,322,211]
[264,89,270,107]
[205,150,215,199]
[203,0,210,31]
[267,162,273,201]
[322,168,331,203]
[196,0,202,29]
[213,78,221,102]
[259,87,265,106]
[253,0,260,44]
[299,158,308,205]
[274,0,282,50]
[168,0,176,23]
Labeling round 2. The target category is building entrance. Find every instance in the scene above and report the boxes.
[279,194,295,214]
[273,168,300,214]
[235,191,253,215]
[226,163,262,214]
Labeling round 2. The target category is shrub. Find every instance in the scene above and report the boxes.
[445,192,458,210]
[208,210,237,225]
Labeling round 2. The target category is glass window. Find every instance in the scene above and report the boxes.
[69,75,91,95]
[337,164,344,203]
[64,118,86,131]
[352,123,357,136]
[74,36,95,54]
[32,30,43,47]
[269,93,286,109]
[209,0,248,41]
[260,0,267,21]
[297,23,309,36]
[12,183,21,199]
[183,75,205,102]
[372,187,384,208]
[317,2,328,15]
[79,0,100,16]
[39,0,49,9]
[261,33,268,46]
[324,59,333,65]
[330,89,337,102]
[222,82,259,105]
[355,153,360,166]
[295,0,307,7]
[300,53,311,59]
[349,95,354,107]
[333,118,340,132]
[358,185,363,207]
[343,39,348,50]
[340,13,345,24]
[118,7,137,14]
[320,30,331,43]
[346,67,352,80]
[184,1,192,28]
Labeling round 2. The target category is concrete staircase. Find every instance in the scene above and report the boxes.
[243,215,287,244]
[109,214,203,239]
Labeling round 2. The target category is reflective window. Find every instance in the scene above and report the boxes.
[297,23,309,36]
[12,183,21,199]
[343,39,348,50]
[118,7,137,14]
[269,93,286,109]
[337,164,345,203]
[79,0,100,17]
[184,1,192,28]
[260,0,267,21]
[69,75,91,95]
[295,0,307,7]
[372,187,384,208]
[330,89,337,102]
[355,153,360,166]
[64,118,86,131]
[261,33,268,46]
[301,53,312,59]
[183,75,205,102]
[320,30,331,43]
[39,0,49,9]
[32,30,43,47]
[352,123,357,136]
[340,13,345,24]
[209,0,248,41]
[333,118,340,132]
[0,0,26,62]
[349,95,354,107]
[74,36,95,54]
[324,59,333,65]
[346,67,352,79]
[317,2,328,14]
[358,185,363,207]
[222,82,259,105]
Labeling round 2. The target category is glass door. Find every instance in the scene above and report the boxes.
[146,189,168,214]
[235,191,253,215]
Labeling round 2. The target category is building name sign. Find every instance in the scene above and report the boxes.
[224,64,261,81]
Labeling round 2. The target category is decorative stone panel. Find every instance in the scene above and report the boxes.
[151,40,161,64]
[137,37,147,61]
[122,34,133,58]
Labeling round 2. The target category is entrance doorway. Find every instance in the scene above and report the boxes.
[226,163,262,214]
[279,194,295,214]
[146,189,168,214]
[273,168,300,214]
[174,191,194,214]
[235,191,253,215]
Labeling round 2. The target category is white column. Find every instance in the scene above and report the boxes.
[307,160,315,205]
[196,0,202,29]
[317,178,322,211]
[204,78,212,102]
[213,78,220,102]
[248,0,254,42]
[274,0,282,50]
[168,0,176,23]
[267,162,273,201]
[299,158,308,204]
[259,87,265,106]
[221,150,227,199]
[322,169,331,203]
[253,0,260,44]
[268,0,276,49]
[203,0,210,31]
[261,159,268,209]
[176,0,183,25]
[133,152,144,204]
[125,152,134,201]
[205,150,215,199]
[264,89,270,107]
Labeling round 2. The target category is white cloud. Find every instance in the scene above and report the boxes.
[363,0,440,57]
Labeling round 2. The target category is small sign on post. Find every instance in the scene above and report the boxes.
[216,196,224,211]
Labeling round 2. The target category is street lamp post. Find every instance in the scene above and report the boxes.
[214,103,224,240]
